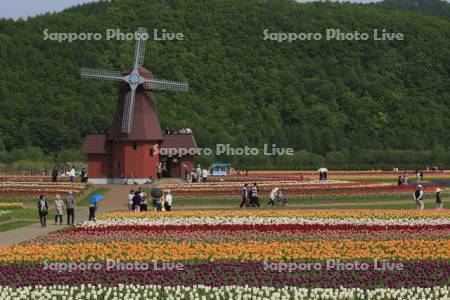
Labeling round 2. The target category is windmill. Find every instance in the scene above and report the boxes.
[80,27,196,183]
[81,27,188,134]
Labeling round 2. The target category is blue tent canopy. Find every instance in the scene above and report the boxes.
[209,163,231,175]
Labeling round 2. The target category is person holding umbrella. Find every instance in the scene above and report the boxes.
[151,188,163,211]
[318,168,328,181]
[88,194,103,221]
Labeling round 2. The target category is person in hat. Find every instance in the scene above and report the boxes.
[53,194,64,225]
[414,185,424,210]
[436,188,443,210]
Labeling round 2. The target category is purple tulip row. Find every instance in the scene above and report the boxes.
[0,261,449,288]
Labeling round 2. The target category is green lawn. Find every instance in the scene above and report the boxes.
[0,220,36,232]
[0,208,37,222]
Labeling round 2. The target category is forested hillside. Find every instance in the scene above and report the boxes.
[0,0,449,168]
[378,0,450,19]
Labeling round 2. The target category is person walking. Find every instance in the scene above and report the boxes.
[153,196,162,211]
[51,167,58,182]
[196,165,202,182]
[80,168,87,182]
[402,172,408,185]
[240,183,249,208]
[156,163,162,180]
[69,166,76,183]
[191,170,198,183]
[183,163,190,181]
[162,162,168,178]
[38,195,48,228]
[66,192,75,225]
[139,188,148,211]
[164,191,172,211]
[88,202,97,221]
[268,187,279,206]
[436,188,443,210]
[128,189,134,210]
[54,195,64,225]
[202,169,208,182]
[414,185,424,210]
[251,183,260,207]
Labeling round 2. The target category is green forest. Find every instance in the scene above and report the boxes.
[0,0,449,170]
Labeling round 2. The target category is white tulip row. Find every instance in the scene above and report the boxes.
[0,285,448,300]
[79,216,450,228]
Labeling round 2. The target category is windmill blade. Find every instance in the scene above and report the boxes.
[121,88,137,134]
[144,79,189,92]
[133,27,148,69]
[81,68,123,81]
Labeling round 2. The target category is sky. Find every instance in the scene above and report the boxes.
[0,0,101,20]
[3,0,445,20]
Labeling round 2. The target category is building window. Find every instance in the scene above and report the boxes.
[117,161,121,170]
[150,148,154,156]
[132,142,138,150]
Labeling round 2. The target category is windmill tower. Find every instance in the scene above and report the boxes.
[81,27,197,183]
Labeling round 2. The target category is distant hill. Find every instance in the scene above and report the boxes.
[378,0,450,18]
[0,0,449,167]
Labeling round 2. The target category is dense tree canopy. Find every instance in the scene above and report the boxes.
[0,0,449,168]
[377,0,450,19]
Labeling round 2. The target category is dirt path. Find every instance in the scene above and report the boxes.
[0,185,130,246]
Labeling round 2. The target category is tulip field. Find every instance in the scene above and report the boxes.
[0,170,449,299]
[0,209,449,299]
[0,181,91,202]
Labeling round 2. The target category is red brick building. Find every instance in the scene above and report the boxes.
[81,67,197,184]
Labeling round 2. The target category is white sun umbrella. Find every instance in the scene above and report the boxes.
[318,167,328,173]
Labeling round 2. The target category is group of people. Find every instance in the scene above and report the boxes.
[37,192,75,228]
[398,171,426,186]
[240,183,288,208]
[240,183,260,207]
[128,188,173,212]
[413,185,444,210]
[51,166,88,183]
[164,128,193,134]
[183,164,208,183]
